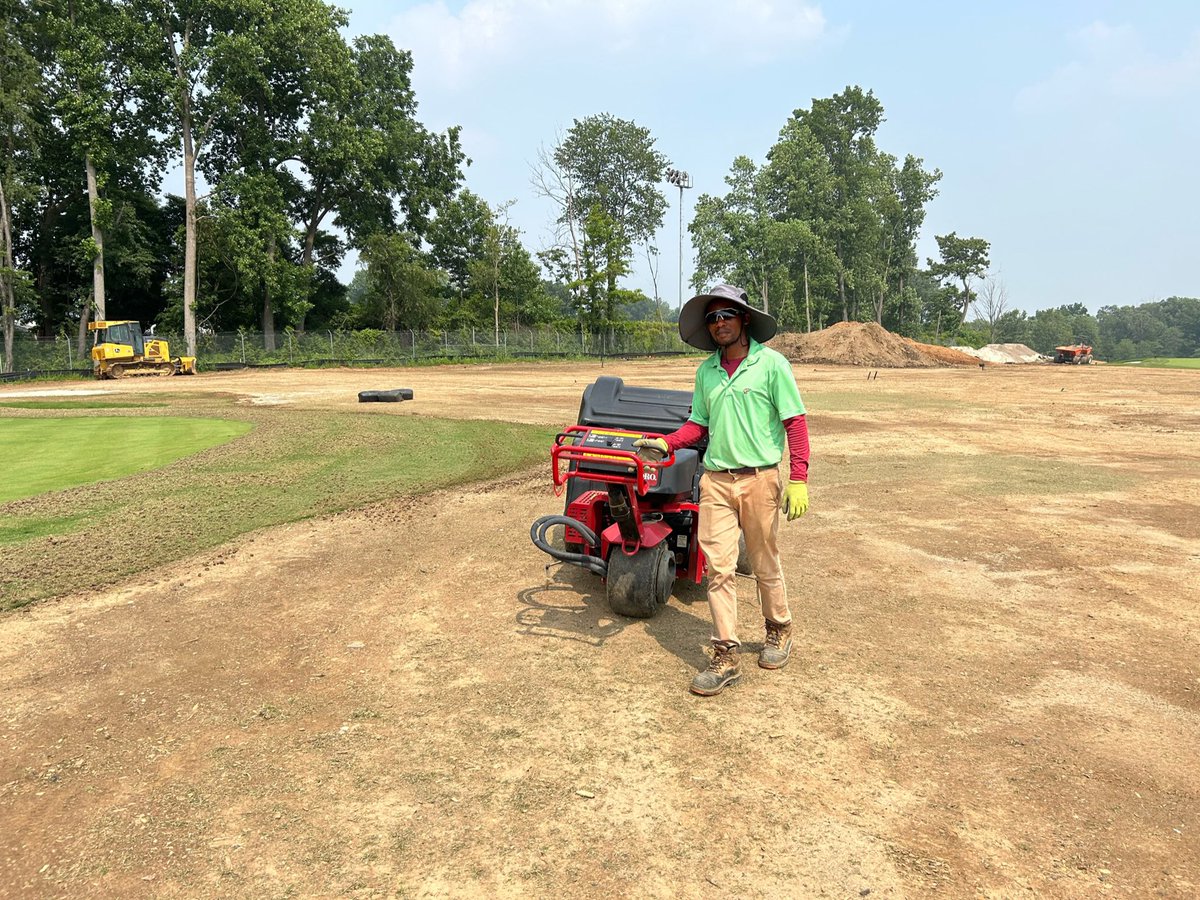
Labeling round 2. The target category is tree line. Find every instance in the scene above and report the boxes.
[2,2,1190,373]
[1,0,480,371]
[964,296,1200,361]
[689,86,993,340]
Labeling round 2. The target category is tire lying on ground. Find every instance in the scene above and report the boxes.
[358,388,414,403]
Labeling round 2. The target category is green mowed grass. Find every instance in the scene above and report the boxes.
[1,417,252,503]
[0,399,167,410]
[1111,358,1200,369]
[1,405,556,610]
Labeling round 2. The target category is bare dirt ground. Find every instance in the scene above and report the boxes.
[2,360,1198,898]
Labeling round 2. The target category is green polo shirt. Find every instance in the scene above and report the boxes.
[689,339,805,471]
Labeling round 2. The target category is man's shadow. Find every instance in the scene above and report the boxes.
[516,564,713,670]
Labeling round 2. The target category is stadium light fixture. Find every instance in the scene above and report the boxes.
[664,168,693,311]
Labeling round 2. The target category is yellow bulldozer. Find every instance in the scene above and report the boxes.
[88,320,197,379]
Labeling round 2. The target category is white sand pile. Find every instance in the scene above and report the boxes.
[951,343,1045,364]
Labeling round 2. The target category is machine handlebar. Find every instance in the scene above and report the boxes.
[551,425,675,495]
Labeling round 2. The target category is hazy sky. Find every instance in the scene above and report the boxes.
[338,0,1200,314]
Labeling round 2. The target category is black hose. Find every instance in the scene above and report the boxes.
[530,515,608,578]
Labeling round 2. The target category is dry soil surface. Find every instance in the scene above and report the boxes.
[2,361,1199,898]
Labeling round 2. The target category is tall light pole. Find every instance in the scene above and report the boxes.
[665,167,693,311]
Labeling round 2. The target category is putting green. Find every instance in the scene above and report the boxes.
[0,417,253,504]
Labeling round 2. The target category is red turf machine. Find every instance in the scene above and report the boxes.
[530,376,709,618]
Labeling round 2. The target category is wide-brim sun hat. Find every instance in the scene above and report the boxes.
[678,283,778,351]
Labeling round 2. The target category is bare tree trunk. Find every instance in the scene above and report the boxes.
[644,245,670,352]
[760,265,769,315]
[85,154,106,320]
[978,278,1008,342]
[296,208,325,334]
[262,240,277,352]
[77,290,92,367]
[531,145,584,308]
[166,20,201,358]
[838,270,847,322]
[182,115,198,357]
[803,258,811,333]
[0,177,15,372]
[493,254,500,348]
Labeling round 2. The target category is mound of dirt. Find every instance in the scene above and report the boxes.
[773,321,980,368]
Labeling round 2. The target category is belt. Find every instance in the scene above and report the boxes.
[709,465,774,475]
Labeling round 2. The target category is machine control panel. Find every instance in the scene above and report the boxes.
[577,428,644,452]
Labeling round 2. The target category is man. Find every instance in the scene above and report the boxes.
[635,284,810,696]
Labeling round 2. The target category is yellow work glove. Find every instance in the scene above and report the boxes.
[632,436,669,461]
[782,481,809,521]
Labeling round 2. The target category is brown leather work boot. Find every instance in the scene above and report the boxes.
[690,642,741,696]
[759,619,793,669]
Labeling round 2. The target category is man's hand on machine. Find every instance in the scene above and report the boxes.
[632,436,669,461]
[783,481,809,521]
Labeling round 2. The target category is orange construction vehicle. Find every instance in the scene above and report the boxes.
[1054,342,1093,365]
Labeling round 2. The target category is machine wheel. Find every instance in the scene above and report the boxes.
[606,540,675,619]
[109,364,124,378]
[736,533,753,576]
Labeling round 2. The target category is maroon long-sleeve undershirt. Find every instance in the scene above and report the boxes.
[664,415,810,483]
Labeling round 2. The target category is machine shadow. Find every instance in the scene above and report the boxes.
[515,564,711,670]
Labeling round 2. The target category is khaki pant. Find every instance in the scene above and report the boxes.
[698,467,791,645]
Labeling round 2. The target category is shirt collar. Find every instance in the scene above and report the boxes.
[706,337,763,369]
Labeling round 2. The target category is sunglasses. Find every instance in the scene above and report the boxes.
[705,309,742,325]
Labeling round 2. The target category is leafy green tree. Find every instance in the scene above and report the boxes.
[572,205,634,330]
[292,33,464,331]
[486,226,554,329]
[1156,297,1200,352]
[1097,298,1197,359]
[123,0,226,355]
[210,172,303,340]
[38,3,149,317]
[549,114,667,310]
[694,87,939,335]
[761,122,844,331]
[125,0,338,353]
[554,114,667,247]
[0,0,40,371]
[623,294,675,322]
[875,154,941,327]
[428,193,551,333]
[1026,305,1099,355]
[1026,308,1073,355]
[466,201,510,344]
[198,0,349,350]
[913,270,959,340]
[428,189,492,308]
[691,156,819,318]
[30,0,169,351]
[927,232,990,326]
[359,233,440,331]
[786,86,886,322]
[39,1,113,320]
[992,308,1030,344]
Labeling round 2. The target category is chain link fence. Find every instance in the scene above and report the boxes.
[3,324,696,380]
